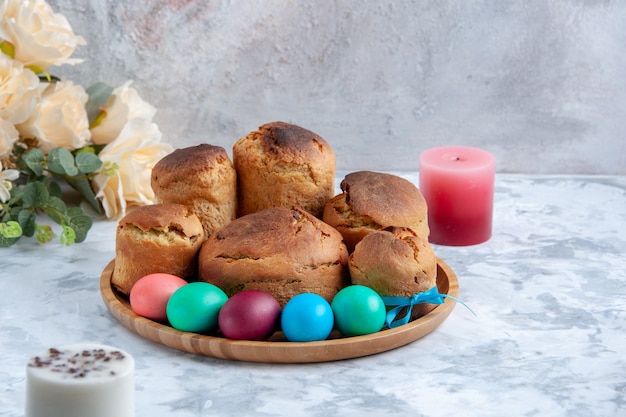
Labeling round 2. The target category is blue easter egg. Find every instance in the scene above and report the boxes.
[281,293,334,342]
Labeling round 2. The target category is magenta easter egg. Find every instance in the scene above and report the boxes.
[130,273,188,322]
[218,290,282,340]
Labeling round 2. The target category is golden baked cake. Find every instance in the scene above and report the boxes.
[348,227,438,319]
[198,206,350,307]
[232,122,336,218]
[323,171,430,252]
[112,203,205,295]
[151,144,237,238]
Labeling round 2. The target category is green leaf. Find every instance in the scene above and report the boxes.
[67,207,83,216]
[44,196,67,224]
[101,161,119,176]
[35,225,54,244]
[18,209,37,237]
[48,180,63,199]
[26,65,51,80]
[68,214,92,243]
[38,73,61,83]
[0,234,20,247]
[59,224,76,246]
[22,181,49,208]
[21,149,45,176]
[86,82,113,125]
[0,221,22,238]
[48,147,78,176]
[65,176,102,214]
[0,40,15,59]
[75,146,95,154]
[75,151,103,174]
[0,235,20,248]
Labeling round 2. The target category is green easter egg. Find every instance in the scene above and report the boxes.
[331,285,386,337]
[166,282,228,333]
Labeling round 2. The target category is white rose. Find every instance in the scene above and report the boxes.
[92,118,173,219]
[0,54,39,124]
[0,0,86,69]
[17,79,90,153]
[0,159,19,203]
[0,117,18,158]
[90,81,157,145]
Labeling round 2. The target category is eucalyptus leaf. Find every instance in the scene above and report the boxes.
[66,207,83,216]
[68,214,92,243]
[48,180,63,199]
[18,209,36,237]
[48,147,78,176]
[44,196,67,224]
[75,151,103,174]
[35,225,54,244]
[65,176,102,214]
[59,224,76,246]
[22,181,48,208]
[0,221,22,238]
[8,205,20,220]
[86,82,113,125]
[21,149,45,177]
[0,234,19,247]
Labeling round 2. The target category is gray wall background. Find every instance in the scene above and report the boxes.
[48,0,625,174]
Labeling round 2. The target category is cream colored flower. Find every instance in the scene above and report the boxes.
[0,160,19,203]
[90,81,157,145]
[0,117,18,159]
[92,118,172,219]
[0,54,39,124]
[17,79,90,153]
[0,0,85,69]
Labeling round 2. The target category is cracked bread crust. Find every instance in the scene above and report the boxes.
[198,206,349,307]
[151,144,237,238]
[348,227,437,319]
[323,171,430,252]
[113,204,205,295]
[232,122,336,218]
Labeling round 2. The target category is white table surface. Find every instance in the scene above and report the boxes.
[1,173,625,417]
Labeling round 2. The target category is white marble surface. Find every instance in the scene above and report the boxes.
[1,173,625,417]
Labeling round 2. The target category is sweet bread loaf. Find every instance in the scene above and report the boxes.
[151,144,237,237]
[348,226,438,318]
[112,203,205,295]
[232,122,335,218]
[323,171,429,252]
[198,206,350,307]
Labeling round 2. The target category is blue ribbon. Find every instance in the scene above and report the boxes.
[381,286,475,329]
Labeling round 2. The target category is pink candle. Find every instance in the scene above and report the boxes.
[419,146,495,246]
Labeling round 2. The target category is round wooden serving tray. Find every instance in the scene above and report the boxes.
[100,258,459,363]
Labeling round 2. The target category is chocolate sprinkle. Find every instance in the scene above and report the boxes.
[28,347,128,379]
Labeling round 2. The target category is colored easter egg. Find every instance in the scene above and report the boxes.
[281,293,334,342]
[166,282,228,333]
[130,273,187,322]
[218,290,282,340]
[331,285,386,337]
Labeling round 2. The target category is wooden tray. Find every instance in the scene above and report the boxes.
[100,258,459,363]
